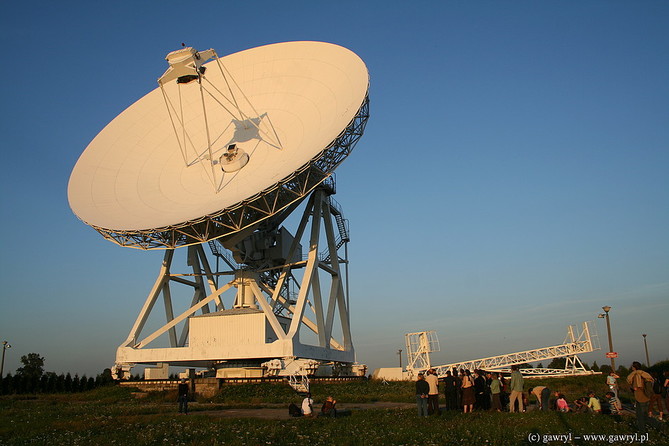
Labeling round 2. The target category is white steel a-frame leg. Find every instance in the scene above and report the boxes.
[113,187,354,379]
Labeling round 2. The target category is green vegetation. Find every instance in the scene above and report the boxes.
[1,353,114,395]
[1,376,668,445]
[205,379,416,405]
[14,353,45,381]
[203,375,635,405]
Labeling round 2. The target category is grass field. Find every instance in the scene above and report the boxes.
[1,377,667,445]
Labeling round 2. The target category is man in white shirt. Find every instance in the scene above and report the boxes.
[301,392,314,417]
[425,368,441,415]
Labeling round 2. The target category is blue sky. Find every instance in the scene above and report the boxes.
[0,1,667,377]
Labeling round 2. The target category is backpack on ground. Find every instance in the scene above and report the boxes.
[288,403,302,417]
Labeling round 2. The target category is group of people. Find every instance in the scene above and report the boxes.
[570,390,621,414]
[289,393,338,418]
[416,364,529,416]
[626,361,668,432]
[603,363,668,432]
[415,368,441,416]
[173,360,667,433]
[414,361,669,433]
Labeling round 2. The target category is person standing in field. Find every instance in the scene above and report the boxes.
[443,370,458,410]
[454,368,463,409]
[473,370,487,410]
[415,372,429,416]
[484,371,493,409]
[461,369,475,413]
[177,379,189,414]
[607,371,620,398]
[508,364,524,413]
[664,371,669,418]
[490,372,502,412]
[627,361,653,432]
[648,371,664,421]
[499,373,509,409]
[425,368,441,415]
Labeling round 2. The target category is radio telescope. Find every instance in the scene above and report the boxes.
[68,41,370,379]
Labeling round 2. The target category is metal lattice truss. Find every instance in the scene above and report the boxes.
[113,188,355,378]
[158,48,284,186]
[504,355,592,377]
[89,95,369,250]
[405,331,440,371]
[289,372,310,394]
[408,322,600,378]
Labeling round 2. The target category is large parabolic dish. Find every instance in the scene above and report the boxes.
[68,41,370,249]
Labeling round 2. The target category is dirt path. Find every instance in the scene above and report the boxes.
[197,401,415,419]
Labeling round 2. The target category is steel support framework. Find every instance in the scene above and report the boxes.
[158,48,284,179]
[405,331,439,371]
[505,355,593,377]
[112,188,354,378]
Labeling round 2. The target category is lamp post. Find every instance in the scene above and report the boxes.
[642,334,650,367]
[1,341,10,379]
[397,349,403,369]
[598,306,615,371]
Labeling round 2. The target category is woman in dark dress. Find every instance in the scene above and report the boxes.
[443,370,458,410]
[474,370,487,410]
[454,368,462,409]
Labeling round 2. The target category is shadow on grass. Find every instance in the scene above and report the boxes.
[556,411,574,434]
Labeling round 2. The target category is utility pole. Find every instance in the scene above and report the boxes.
[598,306,615,371]
[1,341,10,379]
[642,334,650,367]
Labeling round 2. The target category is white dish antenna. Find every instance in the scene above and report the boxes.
[68,41,369,249]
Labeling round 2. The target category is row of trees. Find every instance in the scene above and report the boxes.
[545,358,631,375]
[4,352,665,395]
[1,353,114,395]
[546,358,669,377]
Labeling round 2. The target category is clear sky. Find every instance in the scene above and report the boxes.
[1,1,667,377]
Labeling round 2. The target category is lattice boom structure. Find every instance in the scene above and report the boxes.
[408,322,600,378]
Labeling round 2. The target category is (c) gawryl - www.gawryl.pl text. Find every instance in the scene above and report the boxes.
[527,432,650,444]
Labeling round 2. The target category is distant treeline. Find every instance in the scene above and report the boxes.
[0,370,114,395]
